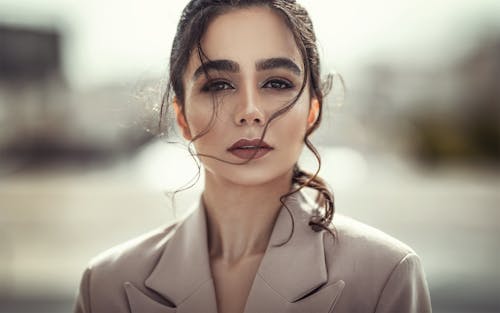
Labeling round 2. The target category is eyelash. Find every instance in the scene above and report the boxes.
[201,80,234,92]
[262,79,294,90]
[201,78,294,93]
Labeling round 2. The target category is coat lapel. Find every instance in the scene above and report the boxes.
[124,282,176,313]
[143,200,218,313]
[126,190,344,313]
[243,191,344,313]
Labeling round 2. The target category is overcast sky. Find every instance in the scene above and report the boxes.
[0,0,499,90]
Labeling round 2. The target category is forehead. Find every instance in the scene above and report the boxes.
[186,6,302,75]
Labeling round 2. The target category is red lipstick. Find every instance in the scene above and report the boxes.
[227,138,273,160]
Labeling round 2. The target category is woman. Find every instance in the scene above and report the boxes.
[74,1,432,312]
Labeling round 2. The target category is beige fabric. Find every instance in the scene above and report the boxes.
[74,191,432,313]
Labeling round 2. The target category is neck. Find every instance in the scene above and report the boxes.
[203,169,293,264]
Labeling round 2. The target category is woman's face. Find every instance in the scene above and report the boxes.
[178,6,318,187]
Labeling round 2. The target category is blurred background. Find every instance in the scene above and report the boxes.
[0,0,499,312]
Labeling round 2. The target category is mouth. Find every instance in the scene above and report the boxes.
[227,138,274,160]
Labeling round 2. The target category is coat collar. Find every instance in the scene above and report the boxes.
[136,190,343,313]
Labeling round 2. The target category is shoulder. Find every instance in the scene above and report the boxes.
[325,214,431,312]
[326,213,421,289]
[74,221,182,312]
[330,215,432,312]
[88,221,179,276]
[332,213,415,261]
[82,220,181,299]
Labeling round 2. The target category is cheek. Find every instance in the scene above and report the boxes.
[273,100,310,138]
[186,110,211,135]
[184,103,229,152]
[184,95,218,136]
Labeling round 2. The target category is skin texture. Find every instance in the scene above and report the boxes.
[175,6,319,313]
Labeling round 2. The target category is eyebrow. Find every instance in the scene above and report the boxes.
[192,60,239,81]
[256,57,302,76]
[192,57,302,81]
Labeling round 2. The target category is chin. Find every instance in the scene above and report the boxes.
[206,163,294,188]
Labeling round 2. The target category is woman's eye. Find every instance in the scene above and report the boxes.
[263,79,293,90]
[202,80,234,92]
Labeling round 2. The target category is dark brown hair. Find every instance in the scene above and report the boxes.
[159,0,335,235]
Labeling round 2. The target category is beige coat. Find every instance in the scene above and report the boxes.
[74,191,432,313]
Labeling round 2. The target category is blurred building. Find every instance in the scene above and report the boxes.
[0,25,154,175]
[321,35,500,165]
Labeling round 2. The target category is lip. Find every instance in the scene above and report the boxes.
[227,138,274,160]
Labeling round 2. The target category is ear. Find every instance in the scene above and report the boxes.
[307,97,320,129]
[173,97,192,140]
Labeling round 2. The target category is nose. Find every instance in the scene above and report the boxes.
[234,88,265,126]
